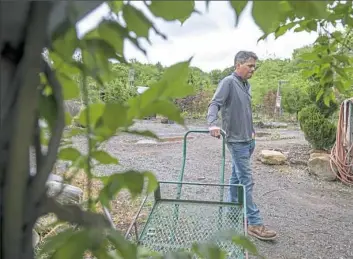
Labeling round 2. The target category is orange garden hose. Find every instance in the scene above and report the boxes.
[330,98,353,185]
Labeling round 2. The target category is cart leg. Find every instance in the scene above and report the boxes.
[134,222,139,242]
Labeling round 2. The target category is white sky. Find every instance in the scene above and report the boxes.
[77,1,318,72]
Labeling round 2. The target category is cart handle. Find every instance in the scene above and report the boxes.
[176,129,226,201]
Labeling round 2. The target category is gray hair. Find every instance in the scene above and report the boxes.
[234,51,258,66]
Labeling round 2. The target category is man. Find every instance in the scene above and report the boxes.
[207,51,277,241]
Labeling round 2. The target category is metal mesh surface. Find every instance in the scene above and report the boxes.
[138,200,245,258]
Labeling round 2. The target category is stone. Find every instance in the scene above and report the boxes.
[48,173,63,182]
[136,139,158,145]
[64,100,82,117]
[259,150,287,165]
[35,214,58,233]
[160,118,169,124]
[308,153,336,181]
[46,181,83,205]
[32,229,40,247]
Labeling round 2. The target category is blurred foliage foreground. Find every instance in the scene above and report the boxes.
[1,1,352,259]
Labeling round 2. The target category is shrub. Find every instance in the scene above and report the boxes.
[298,105,337,150]
[175,89,214,118]
[307,83,338,118]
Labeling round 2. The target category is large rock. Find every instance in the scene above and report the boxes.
[308,153,336,181]
[48,173,63,182]
[32,230,40,247]
[259,150,287,165]
[46,181,83,205]
[64,100,82,117]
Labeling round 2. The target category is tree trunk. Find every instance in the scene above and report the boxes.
[0,2,108,259]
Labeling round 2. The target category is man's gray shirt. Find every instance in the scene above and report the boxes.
[207,72,255,143]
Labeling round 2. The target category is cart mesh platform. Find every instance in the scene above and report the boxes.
[125,130,247,258]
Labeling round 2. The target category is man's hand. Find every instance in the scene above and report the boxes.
[209,126,221,138]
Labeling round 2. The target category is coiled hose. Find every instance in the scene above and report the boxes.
[330,98,353,185]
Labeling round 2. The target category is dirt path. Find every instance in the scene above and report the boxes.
[74,119,353,259]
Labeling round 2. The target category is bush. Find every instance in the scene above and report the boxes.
[307,83,338,117]
[298,105,337,150]
[175,89,214,118]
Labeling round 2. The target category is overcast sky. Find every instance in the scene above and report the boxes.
[77,1,318,72]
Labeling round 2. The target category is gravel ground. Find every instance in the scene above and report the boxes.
[71,119,353,259]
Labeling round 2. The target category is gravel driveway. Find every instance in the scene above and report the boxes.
[72,119,353,259]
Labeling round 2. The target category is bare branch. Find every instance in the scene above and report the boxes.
[2,2,53,259]
[42,197,111,228]
[29,61,65,205]
[34,113,43,169]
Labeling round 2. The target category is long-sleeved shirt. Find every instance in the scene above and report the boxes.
[207,72,255,143]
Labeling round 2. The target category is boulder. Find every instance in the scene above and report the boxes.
[48,173,63,182]
[308,153,336,181]
[32,230,40,247]
[46,181,83,205]
[64,100,82,117]
[259,150,287,165]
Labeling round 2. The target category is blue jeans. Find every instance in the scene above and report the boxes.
[227,139,263,226]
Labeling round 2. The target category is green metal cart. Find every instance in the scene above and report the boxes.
[125,130,248,258]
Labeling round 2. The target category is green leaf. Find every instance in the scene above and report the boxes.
[51,19,79,60]
[123,4,153,38]
[316,88,325,102]
[321,69,334,84]
[192,243,226,259]
[78,103,106,128]
[127,59,193,124]
[65,112,72,126]
[142,59,194,104]
[92,150,118,164]
[101,102,131,132]
[39,228,76,256]
[58,147,81,161]
[232,235,259,255]
[289,1,330,20]
[108,1,123,13]
[302,69,315,78]
[229,1,248,26]
[50,230,93,259]
[252,1,289,34]
[82,39,119,81]
[148,0,195,23]
[142,100,185,124]
[299,52,319,61]
[334,66,349,79]
[39,91,57,132]
[48,51,81,75]
[144,171,159,193]
[64,127,86,138]
[334,80,346,92]
[99,170,158,208]
[274,22,297,39]
[57,72,80,100]
[106,229,138,258]
[323,91,332,106]
[334,54,350,64]
[84,21,125,56]
[306,20,318,31]
[331,30,343,40]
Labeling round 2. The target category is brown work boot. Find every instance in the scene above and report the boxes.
[248,225,277,241]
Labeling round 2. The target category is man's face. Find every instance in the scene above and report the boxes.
[236,58,256,80]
